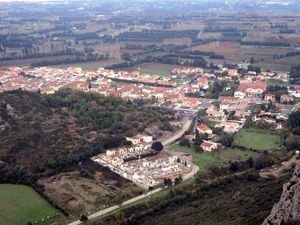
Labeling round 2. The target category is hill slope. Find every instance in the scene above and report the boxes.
[94,173,289,225]
[0,89,176,184]
[263,164,300,225]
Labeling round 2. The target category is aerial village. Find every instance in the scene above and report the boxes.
[0,64,299,188]
[92,137,192,188]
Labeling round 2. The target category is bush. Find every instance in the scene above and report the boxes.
[151,141,164,151]
[179,138,191,147]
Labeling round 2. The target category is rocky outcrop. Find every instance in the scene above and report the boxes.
[262,163,300,225]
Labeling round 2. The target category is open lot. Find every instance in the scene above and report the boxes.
[131,63,174,77]
[168,144,257,171]
[267,79,289,87]
[233,128,282,151]
[38,166,143,216]
[0,184,66,225]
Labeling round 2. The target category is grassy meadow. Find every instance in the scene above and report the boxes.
[233,128,281,151]
[168,144,257,171]
[0,184,66,225]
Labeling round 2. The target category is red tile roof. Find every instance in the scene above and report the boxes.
[197,124,211,133]
[236,81,267,93]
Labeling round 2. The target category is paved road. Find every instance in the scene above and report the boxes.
[67,188,163,225]
[161,118,193,147]
[292,102,300,112]
[183,163,199,180]
[176,74,199,93]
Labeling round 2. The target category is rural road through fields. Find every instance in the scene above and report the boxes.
[67,188,163,225]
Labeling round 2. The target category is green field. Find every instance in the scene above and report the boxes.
[168,144,257,171]
[171,78,186,85]
[233,128,281,151]
[267,79,289,87]
[131,63,179,77]
[134,67,171,77]
[0,184,66,225]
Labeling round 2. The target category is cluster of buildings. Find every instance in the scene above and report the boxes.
[185,68,296,152]
[183,76,210,94]
[0,66,202,109]
[171,67,203,75]
[92,143,192,188]
[0,67,98,93]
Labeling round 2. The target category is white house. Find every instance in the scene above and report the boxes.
[201,141,218,152]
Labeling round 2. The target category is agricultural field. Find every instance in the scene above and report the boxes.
[131,63,174,77]
[0,55,77,68]
[135,51,167,59]
[0,184,66,225]
[255,55,300,72]
[130,62,196,77]
[185,41,293,64]
[168,144,257,171]
[233,128,282,151]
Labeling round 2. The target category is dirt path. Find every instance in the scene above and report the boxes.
[260,155,299,178]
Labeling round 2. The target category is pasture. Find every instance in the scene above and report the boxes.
[168,144,257,171]
[0,184,66,225]
[233,128,282,151]
[131,63,174,76]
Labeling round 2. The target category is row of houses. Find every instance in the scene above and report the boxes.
[264,93,295,104]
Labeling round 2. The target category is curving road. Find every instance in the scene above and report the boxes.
[161,118,193,147]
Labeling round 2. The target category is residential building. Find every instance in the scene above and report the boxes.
[197,123,213,137]
[265,93,276,102]
[201,141,218,152]
[234,81,267,99]
[280,94,295,104]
